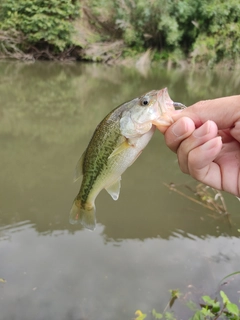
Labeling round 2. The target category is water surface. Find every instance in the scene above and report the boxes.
[0,61,240,320]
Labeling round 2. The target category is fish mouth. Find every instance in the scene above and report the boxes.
[156,88,174,114]
[156,87,186,113]
[151,88,186,127]
[157,88,186,115]
[148,88,173,122]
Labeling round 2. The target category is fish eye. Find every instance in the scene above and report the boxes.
[140,96,150,106]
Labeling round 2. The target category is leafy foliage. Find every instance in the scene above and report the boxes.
[0,0,79,52]
[0,0,240,63]
[87,0,240,65]
[192,0,240,64]
[135,310,147,320]
[135,289,240,320]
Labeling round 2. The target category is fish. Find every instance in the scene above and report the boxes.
[69,88,185,230]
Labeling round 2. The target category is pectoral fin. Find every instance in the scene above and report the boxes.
[74,150,86,182]
[108,139,131,159]
[105,177,121,200]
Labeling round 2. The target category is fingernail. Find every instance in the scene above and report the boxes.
[201,136,222,150]
[172,121,188,137]
[193,121,210,138]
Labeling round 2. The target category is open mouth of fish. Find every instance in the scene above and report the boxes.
[153,88,186,126]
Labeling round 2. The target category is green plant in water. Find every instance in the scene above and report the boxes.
[135,310,147,320]
[189,291,239,320]
[135,289,180,320]
[134,288,240,320]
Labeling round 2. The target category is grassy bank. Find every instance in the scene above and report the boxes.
[0,0,240,67]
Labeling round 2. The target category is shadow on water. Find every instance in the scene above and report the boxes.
[0,61,240,320]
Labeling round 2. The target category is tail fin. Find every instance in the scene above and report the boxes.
[69,199,96,231]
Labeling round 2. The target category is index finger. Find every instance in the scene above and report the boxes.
[172,95,240,130]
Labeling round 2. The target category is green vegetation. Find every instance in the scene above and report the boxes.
[134,288,240,320]
[0,0,240,65]
[0,0,79,58]
[191,1,240,66]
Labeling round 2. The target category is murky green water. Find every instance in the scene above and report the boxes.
[0,61,240,320]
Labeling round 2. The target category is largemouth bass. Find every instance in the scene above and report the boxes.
[70,88,185,230]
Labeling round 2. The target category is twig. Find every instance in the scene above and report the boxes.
[214,303,227,320]
[164,182,232,226]
[164,183,216,211]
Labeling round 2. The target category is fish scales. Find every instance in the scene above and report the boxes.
[69,88,185,230]
[77,104,128,206]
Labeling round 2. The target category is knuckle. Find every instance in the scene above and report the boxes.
[164,135,179,153]
[188,151,202,179]
[177,149,189,174]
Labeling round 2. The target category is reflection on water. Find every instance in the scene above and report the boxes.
[0,61,240,319]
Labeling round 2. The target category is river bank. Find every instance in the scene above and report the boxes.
[0,0,240,69]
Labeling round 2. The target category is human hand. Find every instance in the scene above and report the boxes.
[157,95,240,196]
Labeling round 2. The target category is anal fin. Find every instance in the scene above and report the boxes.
[105,177,121,200]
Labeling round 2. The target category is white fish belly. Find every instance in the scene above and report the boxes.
[88,127,155,203]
